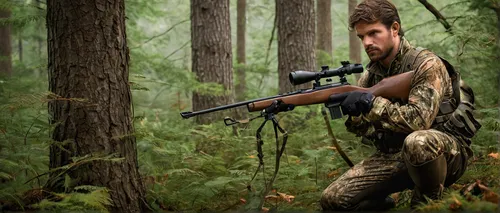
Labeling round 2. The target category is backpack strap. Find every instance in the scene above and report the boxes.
[401,47,426,72]
[436,56,461,114]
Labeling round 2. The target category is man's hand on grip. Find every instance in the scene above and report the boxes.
[329,91,374,117]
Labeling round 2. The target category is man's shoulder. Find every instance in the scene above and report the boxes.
[415,48,440,60]
[403,47,443,71]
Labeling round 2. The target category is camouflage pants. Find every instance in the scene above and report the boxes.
[320,129,469,211]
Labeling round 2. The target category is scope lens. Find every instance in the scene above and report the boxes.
[289,72,296,85]
[289,71,318,85]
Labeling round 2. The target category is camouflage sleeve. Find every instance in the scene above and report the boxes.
[364,55,451,133]
[345,115,372,136]
[356,71,370,87]
[344,71,372,136]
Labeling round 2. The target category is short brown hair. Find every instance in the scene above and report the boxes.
[348,0,404,36]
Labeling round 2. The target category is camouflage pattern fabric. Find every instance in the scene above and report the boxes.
[320,37,471,211]
[347,37,453,137]
[320,129,468,211]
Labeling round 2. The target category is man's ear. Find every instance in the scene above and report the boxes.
[391,22,400,37]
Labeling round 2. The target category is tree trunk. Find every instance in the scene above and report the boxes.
[47,1,146,212]
[0,8,12,78]
[236,0,246,102]
[35,0,43,78]
[18,32,22,63]
[37,0,43,57]
[316,0,332,66]
[191,0,234,124]
[496,8,500,146]
[277,0,315,94]
[348,0,362,85]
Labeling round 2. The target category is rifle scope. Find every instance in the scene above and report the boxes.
[289,62,364,85]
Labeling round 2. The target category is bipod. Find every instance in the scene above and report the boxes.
[244,100,292,210]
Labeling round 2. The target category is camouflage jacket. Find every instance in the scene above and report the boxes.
[346,37,453,140]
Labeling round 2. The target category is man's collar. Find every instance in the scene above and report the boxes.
[366,36,413,77]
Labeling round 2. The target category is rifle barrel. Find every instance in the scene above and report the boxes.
[180,90,305,119]
[180,101,251,119]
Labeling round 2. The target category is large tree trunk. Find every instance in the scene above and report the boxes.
[191,0,234,124]
[236,0,246,102]
[496,8,500,146]
[277,0,315,94]
[316,0,332,66]
[47,1,146,212]
[0,8,12,78]
[348,0,362,85]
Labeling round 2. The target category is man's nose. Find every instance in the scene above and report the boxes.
[362,37,373,49]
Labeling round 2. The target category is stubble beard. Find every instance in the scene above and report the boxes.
[369,46,393,62]
[367,34,394,62]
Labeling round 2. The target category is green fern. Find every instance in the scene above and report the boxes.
[167,168,205,177]
[30,187,112,213]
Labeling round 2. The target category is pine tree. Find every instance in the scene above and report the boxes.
[276,0,316,93]
[47,1,146,212]
[191,0,234,124]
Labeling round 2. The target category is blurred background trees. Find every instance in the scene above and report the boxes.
[0,0,498,212]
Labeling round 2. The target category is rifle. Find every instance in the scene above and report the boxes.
[180,61,413,123]
[180,61,413,210]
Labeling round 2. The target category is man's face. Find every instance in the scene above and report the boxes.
[355,21,397,62]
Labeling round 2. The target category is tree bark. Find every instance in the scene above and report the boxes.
[277,0,315,94]
[47,1,146,212]
[236,0,246,102]
[36,0,43,78]
[348,0,362,85]
[0,8,12,78]
[495,7,500,147]
[36,0,43,56]
[316,0,332,65]
[191,0,234,124]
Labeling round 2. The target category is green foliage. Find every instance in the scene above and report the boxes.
[30,186,112,213]
[0,13,43,28]
[0,0,45,29]
[316,50,334,69]
[127,0,500,211]
[415,191,498,212]
[1,0,499,212]
[0,75,50,210]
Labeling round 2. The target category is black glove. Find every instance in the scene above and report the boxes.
[329,91,374,117]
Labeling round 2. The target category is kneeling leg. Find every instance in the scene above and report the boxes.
[321,152,413,211]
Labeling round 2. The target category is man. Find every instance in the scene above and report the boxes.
[320,0,481,211]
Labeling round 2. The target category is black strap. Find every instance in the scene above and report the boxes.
[438,57,461,108]
[247,102,289,210]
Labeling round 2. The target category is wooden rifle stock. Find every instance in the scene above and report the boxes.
[247,71,414,112]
